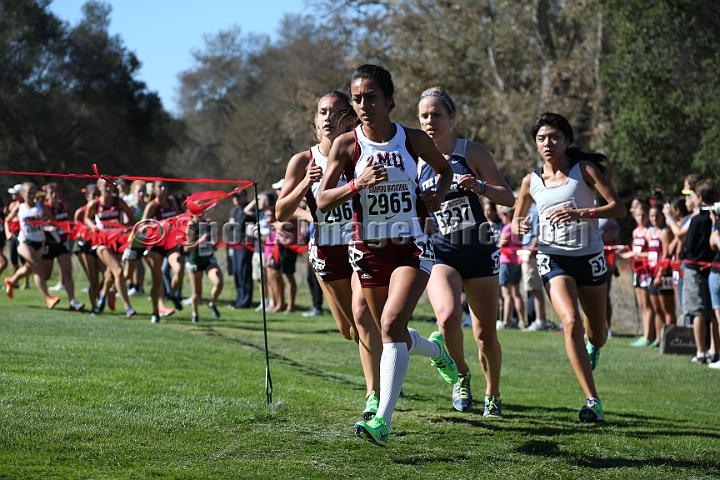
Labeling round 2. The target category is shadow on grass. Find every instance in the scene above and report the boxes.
[187,325,368,392]
[517,439,720,471]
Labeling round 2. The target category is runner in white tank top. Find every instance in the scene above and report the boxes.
[513,112,625,424]
[3,182,60,308]
[646,204,676,335]
[318,65,457,446]
[275,91,382,420]
[620,203,656,346]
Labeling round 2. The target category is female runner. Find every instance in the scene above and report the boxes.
[3,182,60,308]
[184,212,223,322]
[42,183,83,311]
[123,180,148,296]
[621,203,655,346]
[646,204,676,338]
[84,178,136,318]
[142,181,185,323]
[276,90,382,420]
[74,184,102,307]
[318,64,457,446]
[513,112,625,422]
[416,87,514,415]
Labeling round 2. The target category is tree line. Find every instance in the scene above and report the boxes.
[2,0,719,213]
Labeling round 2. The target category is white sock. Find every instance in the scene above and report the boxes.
[407,328,440,358]
[375,342,409,430]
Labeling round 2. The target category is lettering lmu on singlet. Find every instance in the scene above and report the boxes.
[348,123,428,241]
[530,160,603,256]
[304,145,353,246]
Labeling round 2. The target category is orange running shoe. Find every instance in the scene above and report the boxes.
[159,305,175,317]
[4,278,14,298]
[46,296,61,309]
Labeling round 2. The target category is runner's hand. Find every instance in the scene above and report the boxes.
[457,174,480,193]
[548,208,579,224]
[420,190,441,212]
[305,159,323,185]
[358,163,388,188]
[514,216,532,235]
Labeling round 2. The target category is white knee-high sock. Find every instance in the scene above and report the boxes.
[407,328,440,357]
[375,342,409,430]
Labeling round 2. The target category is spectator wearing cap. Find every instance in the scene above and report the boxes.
[683,180,718,364]
[498,204,525,328]
[228,189,255,308]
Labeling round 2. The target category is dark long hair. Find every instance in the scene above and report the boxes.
[531,112,606,173]
[349,64,395,110]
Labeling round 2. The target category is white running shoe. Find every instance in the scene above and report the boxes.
[181,297,193,306]
[127,287,140,297]
[523,319,546,331]
[48,283,65,292]
[496,320,505,330]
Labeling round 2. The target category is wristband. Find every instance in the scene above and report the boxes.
[588,208,597,219]
[476,180,487,196]
[348,179,360,195]
[712,226,717,231]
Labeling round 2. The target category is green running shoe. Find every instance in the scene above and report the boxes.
[429,331,458,384]
[452,371,472,412]
[649,339,660,349]
[354,416,389,446]
[587,342,600,371]
[579,397,605,422]
[483,395,503,419]
[630,336,650,347]
[362,391,379,420]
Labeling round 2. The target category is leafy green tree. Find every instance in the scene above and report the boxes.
[601,0,720,194]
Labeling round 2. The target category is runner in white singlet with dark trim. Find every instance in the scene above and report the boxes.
[3,182,60,308]
[318,65,457,446]
[417,87,515,416]
[513,112,625,423]
[276,91,382,421]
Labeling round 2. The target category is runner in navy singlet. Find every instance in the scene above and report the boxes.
[417,87,515,417]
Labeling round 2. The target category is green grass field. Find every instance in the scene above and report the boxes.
[1,258,719,479]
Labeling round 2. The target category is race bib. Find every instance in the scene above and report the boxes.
[435,196,476,235]
[660,276,673,290]
[348,242,364,272]
[539,199,578,245]
[648,251,658,267]
[308,241,326,275]
[365,182,415,224]
[198,241,213,257]
[587,252,608,278]
[319,200,353,239]
[414,235,435,263]
[491,249,501,275]
[537,253,551,276]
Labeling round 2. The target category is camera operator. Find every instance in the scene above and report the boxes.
[682,180,717,364]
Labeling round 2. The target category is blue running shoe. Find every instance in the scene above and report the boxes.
[95,295,106,313]
[587,342,600,371]
[483,395,503,419]
[452,371,472,412]
[630,336,650,347]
